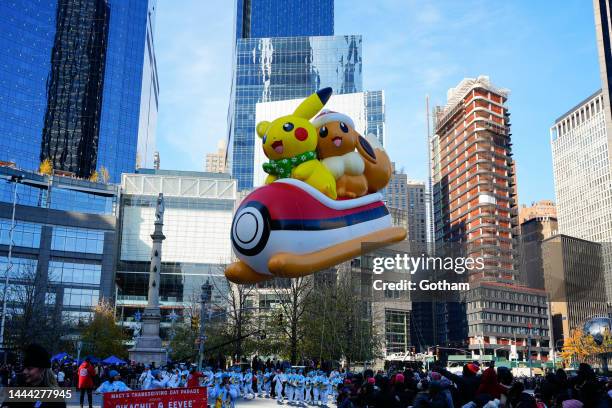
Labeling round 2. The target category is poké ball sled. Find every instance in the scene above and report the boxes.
[225,178,406,284]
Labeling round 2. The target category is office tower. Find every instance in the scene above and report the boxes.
[115,169,235,339]
[593,0,612,166]
[235,0,333,39]
[385,167,427,247]
[550,90,612,301]
[252,91,382,186]
[431,76,549,361]
[228,35,362,190]
[519,216,558,289]
[519,200,557,225]
[205,140,228,173]
[0,165,119,348]
[228,0,362,190]
[0,0,158,181]
[543,235,608,350]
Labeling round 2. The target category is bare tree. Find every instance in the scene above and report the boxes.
[5,260,67,352]
[272,277,314,365]
[209,273,256,364]
[302,266,383,370]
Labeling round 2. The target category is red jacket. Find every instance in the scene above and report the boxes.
[187,371,203,388]
[78,362,96,389]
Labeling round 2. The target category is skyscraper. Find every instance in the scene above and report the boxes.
[227,0,362,190]
[431,76,549,360]
[0,0,159,181]
[550,90,612,300]
[235,0,333,40]
[593,0,612,166]
[384,168,427,247]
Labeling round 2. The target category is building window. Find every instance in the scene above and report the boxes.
[0,219,41,248]
[385,309,409,353]
[51,227,104,254]
[49,261,101,286]
[63,288,99,308]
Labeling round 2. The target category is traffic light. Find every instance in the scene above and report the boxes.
[191,316,198,329]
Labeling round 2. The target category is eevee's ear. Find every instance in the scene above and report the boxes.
[293,87,333,120]
[256,121,271,138]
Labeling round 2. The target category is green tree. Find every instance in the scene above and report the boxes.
[169,323,198,361]
[302,267,383,369]
[80,299,129,358]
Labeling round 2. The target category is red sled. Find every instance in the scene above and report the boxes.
[225,179,406,283]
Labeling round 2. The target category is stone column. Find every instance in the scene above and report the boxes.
[129,193,167,367]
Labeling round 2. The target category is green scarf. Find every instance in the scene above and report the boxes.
[262,150,317,178]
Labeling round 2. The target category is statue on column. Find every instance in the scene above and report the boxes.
[129,193,167,366]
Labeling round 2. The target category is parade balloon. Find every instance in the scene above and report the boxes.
[225,88,406,284]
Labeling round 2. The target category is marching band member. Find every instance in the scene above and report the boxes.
[209,373,239,408]
[294,369,305,404]
[146,370,168,389]
[243,368,254,399]
[286,368,296,404]
[96,370,131,393]
[167,368,181,388]
[256,369,264,397]
[264,368,273,398]
[304,371,313,405]
[274,368,286,405]
[138,366,153,390]
[312,370,321,405]
[202,366,214,388]
[319,371,329,406]
[214,368,223,387]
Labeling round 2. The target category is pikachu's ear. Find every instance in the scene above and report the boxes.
[293,87,333,120]
[256,121,271,138]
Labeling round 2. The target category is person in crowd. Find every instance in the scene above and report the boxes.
[274,368,285,404]
[146,369,168,389]
[186,366,204,388]
[209,373,238,408]
[95,370,131,393]
[1,344,66,408]
[77,357,96,408]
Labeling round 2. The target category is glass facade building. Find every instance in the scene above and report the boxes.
[228,35,363,189]
[0,166,119,343]
[235,0,333,40]
[0,0,158,181]
[116,170,236,340]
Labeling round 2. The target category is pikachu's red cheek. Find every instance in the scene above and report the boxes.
[294,127,308,141]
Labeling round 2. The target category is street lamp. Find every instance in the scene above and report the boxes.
[0,175,22,362]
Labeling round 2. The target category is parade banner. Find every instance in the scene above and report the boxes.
[102,387,207,408]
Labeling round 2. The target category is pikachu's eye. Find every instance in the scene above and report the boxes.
[283,123,294,132]
[262,135,267,144]
[319,126,328,138]
[339,122,349,133]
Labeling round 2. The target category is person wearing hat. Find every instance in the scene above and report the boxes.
[209,373,238,408]
[1,344,66,408]
[274,368,286,404]
[95,370,130,393]
[145,369,168,389]
[77,357,96,408]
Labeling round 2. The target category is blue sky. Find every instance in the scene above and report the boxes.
[155,0,601,205]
